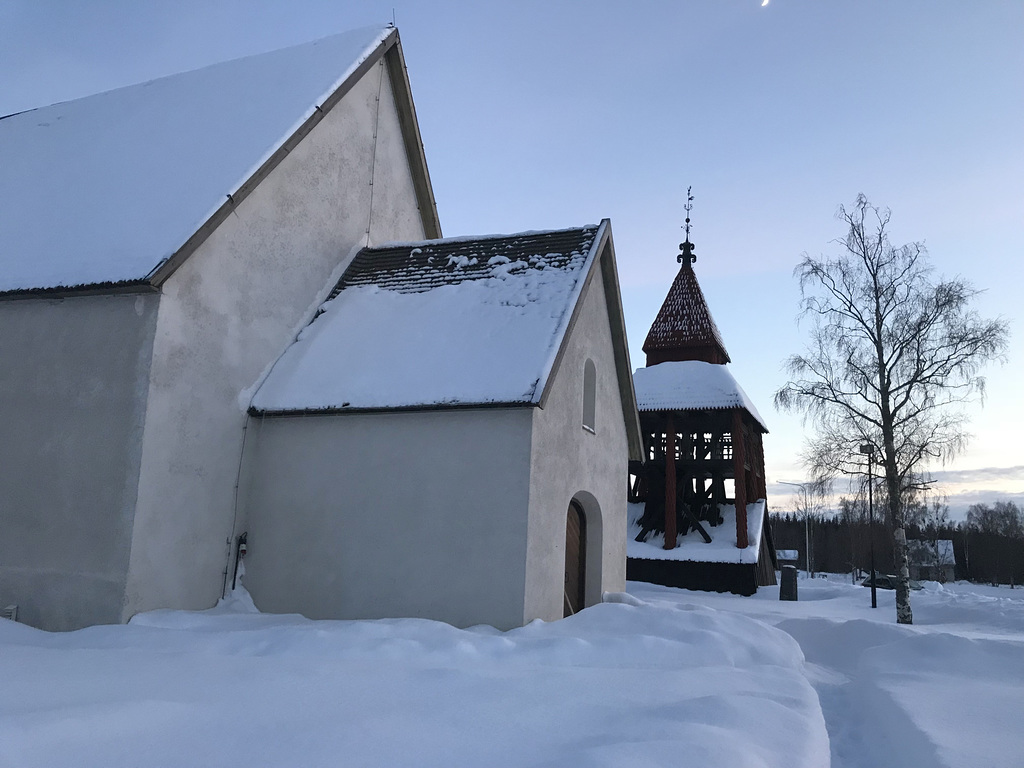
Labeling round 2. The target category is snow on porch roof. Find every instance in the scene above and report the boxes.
[632,360,768,432]
[0,25,393,294]
[251,224,605,413]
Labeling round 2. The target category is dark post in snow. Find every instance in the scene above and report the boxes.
[860,443,877,609]
[732,409,749,549]
[780,564,798,601]
[664,414,677,549]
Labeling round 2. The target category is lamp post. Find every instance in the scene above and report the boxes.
[779,481,813,578]
[859,444,877,609]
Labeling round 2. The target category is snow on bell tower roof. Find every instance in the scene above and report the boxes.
[632,360,768,432]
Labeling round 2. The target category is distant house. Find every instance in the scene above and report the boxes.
[908,540,956,583]
[0,27,640,631]
[625,233,776,595]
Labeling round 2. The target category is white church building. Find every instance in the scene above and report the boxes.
[0,26,641,631]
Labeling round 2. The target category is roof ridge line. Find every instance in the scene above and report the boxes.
[372,224,600,250]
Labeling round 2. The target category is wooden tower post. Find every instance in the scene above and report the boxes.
[664,414,677,549]
[732,409,749,549]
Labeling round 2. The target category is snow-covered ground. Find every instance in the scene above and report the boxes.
[2,577,1022,767]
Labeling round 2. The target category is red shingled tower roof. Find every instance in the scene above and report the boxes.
[642,256,730,366]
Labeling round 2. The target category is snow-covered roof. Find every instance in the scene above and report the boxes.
[626,500,767,565]
[632,360,768,432]
[251,224,606,412]
[0,26,394,293]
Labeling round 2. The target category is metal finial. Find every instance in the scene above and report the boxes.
[677,186,696,265]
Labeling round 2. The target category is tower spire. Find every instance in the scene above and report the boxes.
[677,186,696,267]
[645,185,730,366]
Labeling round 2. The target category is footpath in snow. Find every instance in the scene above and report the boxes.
[2,576,1023,767]
[631,575,1024,768]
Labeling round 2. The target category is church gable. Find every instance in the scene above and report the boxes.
[0,26,418,295]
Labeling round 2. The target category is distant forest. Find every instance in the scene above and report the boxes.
[770,500,1024,586]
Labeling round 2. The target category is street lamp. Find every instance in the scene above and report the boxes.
[778,481,813,578]
[859,444,877,609]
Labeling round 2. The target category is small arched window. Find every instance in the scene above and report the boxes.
[582,358,596,433]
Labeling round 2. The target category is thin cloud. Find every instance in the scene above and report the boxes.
[942,489,1024,519]
[767,468,1024,520]
[929,466,1024,484]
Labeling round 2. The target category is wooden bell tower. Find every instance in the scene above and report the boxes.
[631,190,769,557]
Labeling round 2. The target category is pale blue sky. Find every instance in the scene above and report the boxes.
[2,0,1021,515]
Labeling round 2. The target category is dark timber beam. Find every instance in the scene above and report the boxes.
[664,414,677,550]
[732,409,749,549]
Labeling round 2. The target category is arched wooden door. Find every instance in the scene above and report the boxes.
[564,500,587,617]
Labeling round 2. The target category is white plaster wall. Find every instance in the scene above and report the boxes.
[122,58,426,619]
[523,259,630,623]
[239,409,534,630]
[0,293,159,629]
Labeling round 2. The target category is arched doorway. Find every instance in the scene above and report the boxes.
[564,500,587,617]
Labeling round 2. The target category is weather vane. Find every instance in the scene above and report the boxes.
[678,186,696,265]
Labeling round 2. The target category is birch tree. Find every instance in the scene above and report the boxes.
[775,195,1008,624]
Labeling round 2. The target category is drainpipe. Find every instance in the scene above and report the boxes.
[231,532,248,591]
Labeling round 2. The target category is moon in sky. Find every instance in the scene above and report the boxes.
[762,0,769,6]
